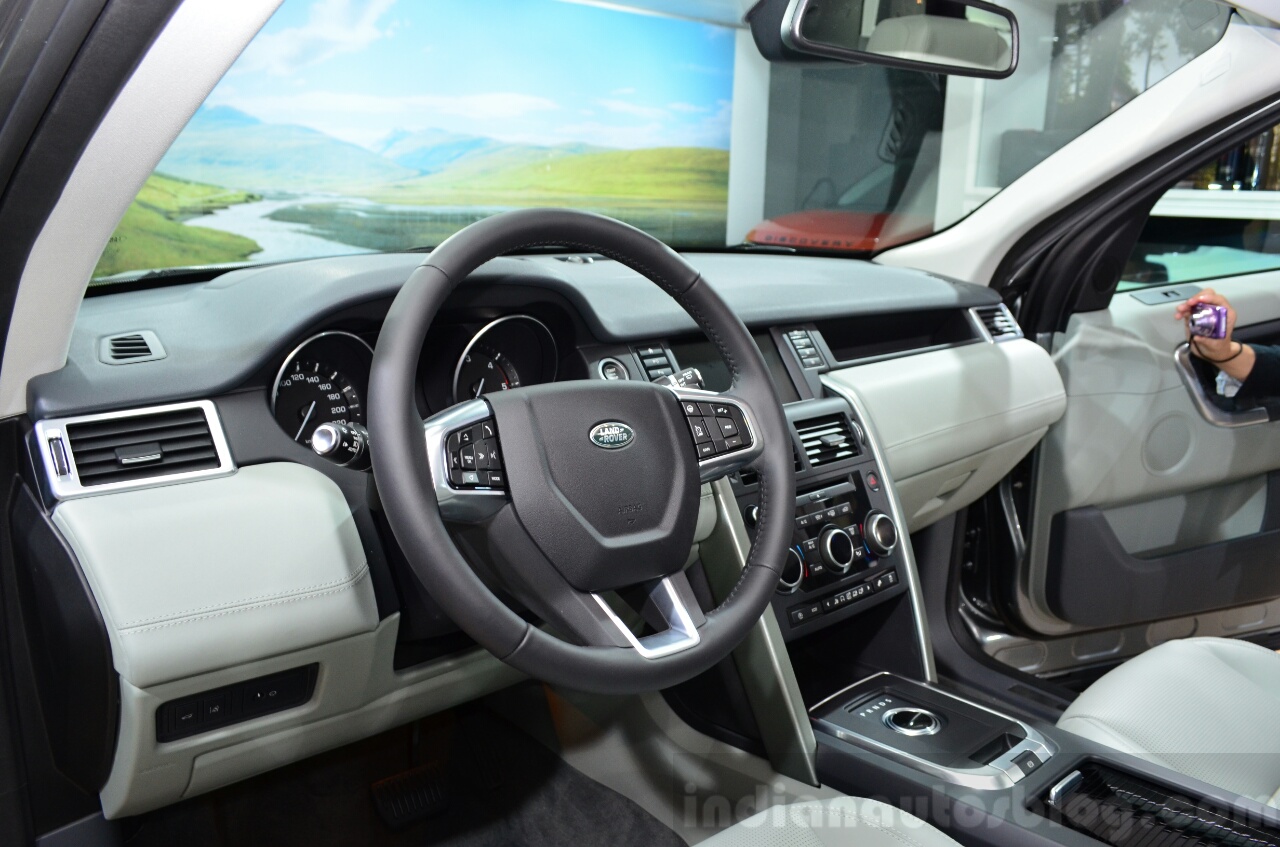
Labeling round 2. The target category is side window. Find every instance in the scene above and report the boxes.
[1122,125,1280,290]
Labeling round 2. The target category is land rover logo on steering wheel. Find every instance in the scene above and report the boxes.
[590,422,634,450]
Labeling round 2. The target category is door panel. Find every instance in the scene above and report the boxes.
[1020,270,1280,636]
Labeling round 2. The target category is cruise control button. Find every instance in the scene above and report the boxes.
[697,442,717,459]
[688,417,713,443]
[710,403,733,418]
[682,401,701,417]
[722,435,744,451]
[717,417,738,437]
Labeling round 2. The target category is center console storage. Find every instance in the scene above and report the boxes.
[812,673,1055,790]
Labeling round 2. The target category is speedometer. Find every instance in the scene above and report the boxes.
[271,330,373,447]
[274,360,363,445]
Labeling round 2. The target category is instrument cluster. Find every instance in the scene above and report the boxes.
[269,315,560,445]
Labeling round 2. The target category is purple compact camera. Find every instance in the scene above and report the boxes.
[1188,303,1229,339]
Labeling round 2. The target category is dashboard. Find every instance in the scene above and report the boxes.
[20,250,1067,818]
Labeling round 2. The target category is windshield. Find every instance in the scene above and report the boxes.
[92,0,1232,283]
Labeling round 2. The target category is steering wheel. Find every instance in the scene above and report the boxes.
[368,209,795,694]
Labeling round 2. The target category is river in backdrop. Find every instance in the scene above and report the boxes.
[183,197,378,263]
[184,194,726,259]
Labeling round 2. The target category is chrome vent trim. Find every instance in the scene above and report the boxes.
[795,413,859,469]
[99,330,166,364]
[970,304,1023,342]
[34,400,235,500]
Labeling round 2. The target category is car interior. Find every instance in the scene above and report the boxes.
[3,0,1280,845]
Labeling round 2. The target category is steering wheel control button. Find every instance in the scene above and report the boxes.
[688,417,713,443]
[446,417,506,489]
[679,396,753,464]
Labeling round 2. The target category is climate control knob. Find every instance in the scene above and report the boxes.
[864,511,898,558]
[777,548,804,594]
[819,525,855,574]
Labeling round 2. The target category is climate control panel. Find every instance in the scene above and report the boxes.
[739,471,905,640]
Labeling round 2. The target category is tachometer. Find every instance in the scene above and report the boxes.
[451,315,558,405]
[455,342,521,399]
[271,330,373,447]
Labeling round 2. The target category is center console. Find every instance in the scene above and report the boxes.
[811,673,1055,790]
[733,398,908,641]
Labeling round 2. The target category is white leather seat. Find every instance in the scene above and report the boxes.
[700,797,961,847]
[1057,637,1280,808]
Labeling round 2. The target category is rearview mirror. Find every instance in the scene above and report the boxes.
[748,0,1018,79]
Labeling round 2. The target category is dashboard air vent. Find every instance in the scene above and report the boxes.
[971,305,1023,342]
[65,406,221,487]
[795,414,859,469]
[99,330,166,364]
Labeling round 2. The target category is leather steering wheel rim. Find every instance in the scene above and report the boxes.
[368,209,795,694]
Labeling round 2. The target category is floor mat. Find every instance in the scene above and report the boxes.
[124,708,686,847]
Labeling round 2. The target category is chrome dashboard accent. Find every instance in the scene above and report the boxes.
[819,375,937,682]
[451,314,558,404]
[269,330,373,417]
[33,400,235,501]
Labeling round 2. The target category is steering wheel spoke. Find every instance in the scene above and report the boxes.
[669,387,767,483]
[422,399,510,523]
[590,570,706,659]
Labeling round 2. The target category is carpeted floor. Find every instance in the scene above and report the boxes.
[122,708,686,847]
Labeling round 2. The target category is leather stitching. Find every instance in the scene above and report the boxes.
[117,564,370,631]
[676,284,741,385]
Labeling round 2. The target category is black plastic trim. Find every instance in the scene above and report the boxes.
[1045,475,1280,629]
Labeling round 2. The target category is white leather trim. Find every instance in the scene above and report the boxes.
[53,462,378,688]
[822,339,1065,530]
[700,796,961,847]
[101,615,523,818]
[1058,637,1280,809]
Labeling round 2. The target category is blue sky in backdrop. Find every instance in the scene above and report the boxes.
[204,0,738,151]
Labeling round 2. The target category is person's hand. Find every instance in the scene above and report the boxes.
[1175,288,1237,360]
